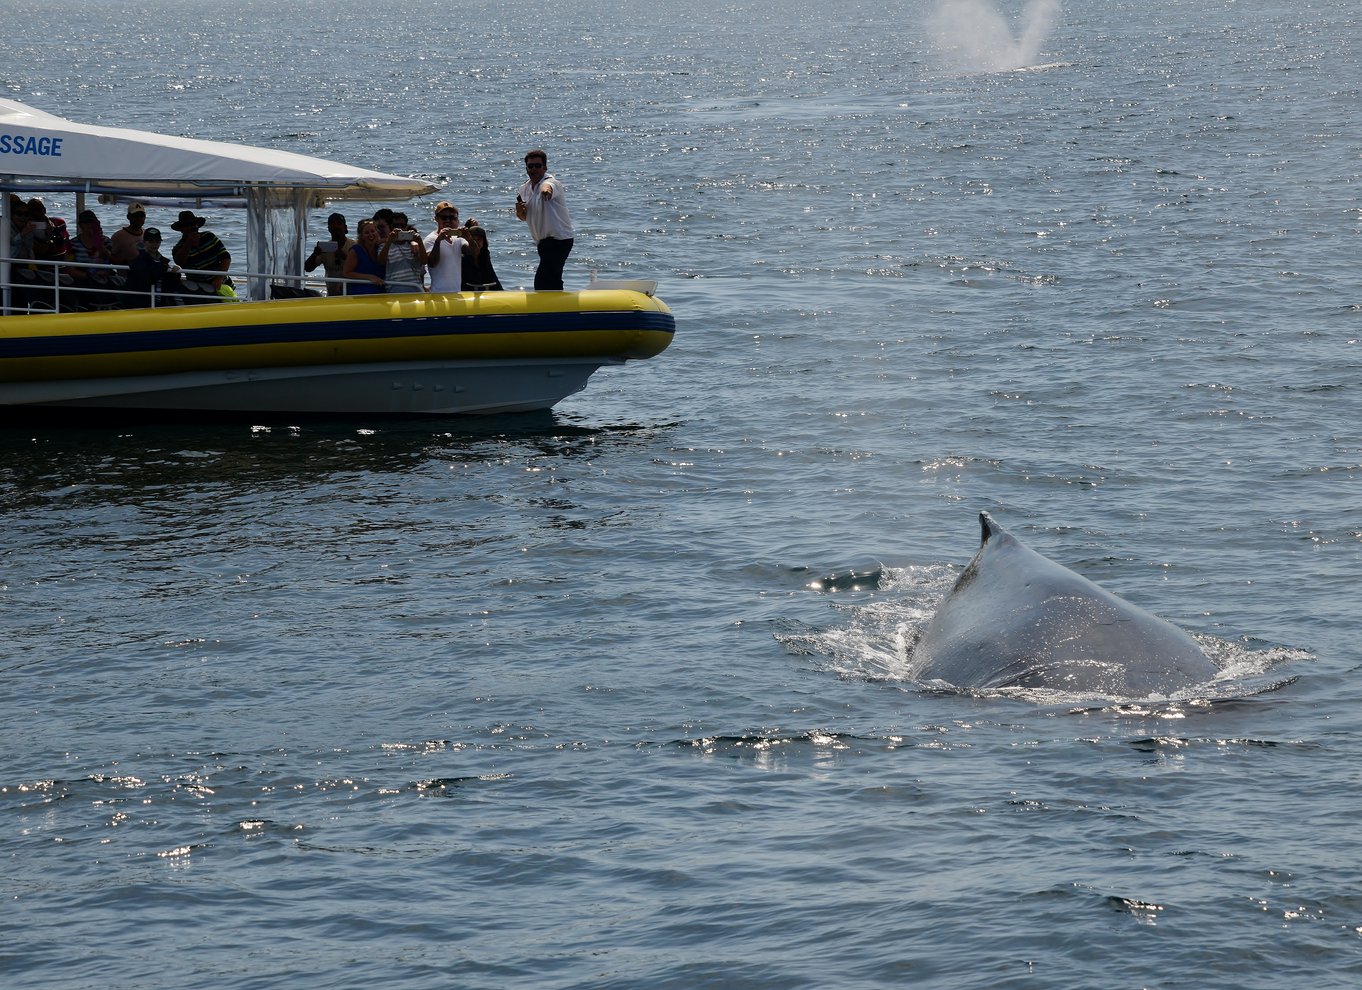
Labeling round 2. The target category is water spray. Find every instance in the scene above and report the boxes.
[931,0,1061,73]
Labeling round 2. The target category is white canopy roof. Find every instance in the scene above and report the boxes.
[0,99,444,304]
[0,98,437,202]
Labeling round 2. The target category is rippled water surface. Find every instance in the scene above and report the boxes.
[2,1,1360,987]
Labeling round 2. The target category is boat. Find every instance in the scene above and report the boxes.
[0,99,674,415]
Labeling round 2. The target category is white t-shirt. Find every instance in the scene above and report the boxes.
[423,229,470,292]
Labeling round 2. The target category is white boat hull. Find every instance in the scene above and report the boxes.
[2,356,614,415]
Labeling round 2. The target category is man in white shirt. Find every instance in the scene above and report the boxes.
[514,149,575,290]
[423,201,476,293]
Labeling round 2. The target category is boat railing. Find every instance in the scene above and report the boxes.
[0,255,335,315]
[2,258,647,316]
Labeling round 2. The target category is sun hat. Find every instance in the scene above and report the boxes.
[171,210,206,231]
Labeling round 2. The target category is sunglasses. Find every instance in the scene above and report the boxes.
[525,162,546,169]
[437,212,458,220]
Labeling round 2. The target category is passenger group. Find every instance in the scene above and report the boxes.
[7,147,576,303]
[334,200,506,296]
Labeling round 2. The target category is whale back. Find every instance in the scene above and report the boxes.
[911,514,1218,695]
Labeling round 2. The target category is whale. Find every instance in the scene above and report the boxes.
[910,513,1220,695]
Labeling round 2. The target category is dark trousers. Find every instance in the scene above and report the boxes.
[534,236,574,290]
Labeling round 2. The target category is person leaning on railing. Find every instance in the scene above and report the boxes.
[9,195,35,260]
[304,212,354,297]
[341,219,385,294]
[69,210,114,279]
[126,227,182,304]
[423,200,477,293]
[373,209,426,293]
[170,210,231,291]
[109,202,148,266]
[461,226,502,291]
[26,199,71,274]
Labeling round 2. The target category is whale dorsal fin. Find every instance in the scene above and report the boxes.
[979,512,1005,547]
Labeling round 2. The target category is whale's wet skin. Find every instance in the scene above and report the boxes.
[909,514,1222,696]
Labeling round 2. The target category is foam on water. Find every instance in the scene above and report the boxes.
[777,561,1307,708]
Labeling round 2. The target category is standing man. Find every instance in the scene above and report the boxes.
[514,149,575,290]
[423,201,477,294]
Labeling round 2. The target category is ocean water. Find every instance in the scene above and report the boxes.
[2,0,1360,987]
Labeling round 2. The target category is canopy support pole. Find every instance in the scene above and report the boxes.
[2,190,12,316]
